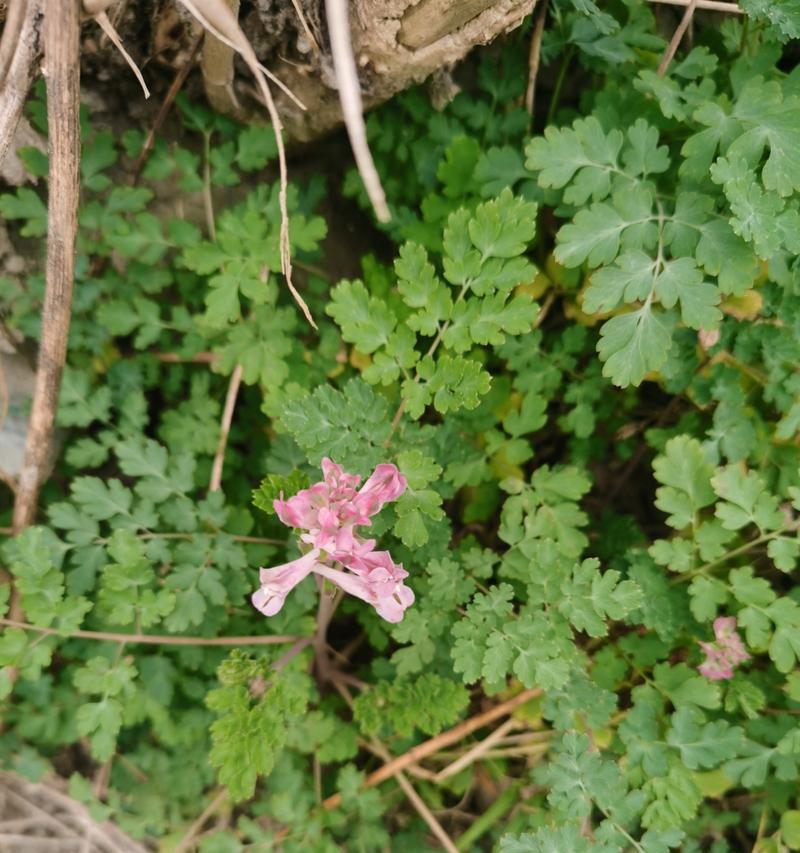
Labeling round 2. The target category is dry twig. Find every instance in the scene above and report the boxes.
[395,772,459,853]
[322,688,540,810]
[131,34,203,181]
[209,364,243,492]
[174,789,228,853]
[12,0,81,532]
[0,617,301,647]
[0,0,42,166]
[657,0,700,75]
[177,0,316,327]
[92,9,150,98]
[649,0,741,11]
[434,717,518,782]
[525,0,548,116]
[325,0,390,223]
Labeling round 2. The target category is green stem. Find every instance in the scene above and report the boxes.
[672,530,785,584]
[546,46,574,127]
[456,781,523,851]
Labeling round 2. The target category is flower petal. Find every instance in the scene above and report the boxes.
[252,549,319,617]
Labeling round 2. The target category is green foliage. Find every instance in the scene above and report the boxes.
[352,673,469,738]
[206,651,312,801]
[2,3,800,850]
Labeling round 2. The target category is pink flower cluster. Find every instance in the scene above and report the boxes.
[698,616,750,681]
[252,458,414,623]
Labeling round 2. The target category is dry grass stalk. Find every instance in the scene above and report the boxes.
[177,0,316,327]
[325,0,391,223]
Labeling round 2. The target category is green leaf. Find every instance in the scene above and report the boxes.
[583,250,655,314]
[279,379,391,471]
[711,467,784,531]
[654,258,721,330]
[653,436,716,529]
[326,279,397,354]
[0,188,48,236]
[467,188,537,259]
[666,707,744,769]
[252,471,310,516]
[555,187,655,269]
[525,116,624,205]
[597,305,674,388]
[729,79,800,196]
[408,355,492,418]
[352,674,469,738]
[394,242,452,336]
[207,652,311,801]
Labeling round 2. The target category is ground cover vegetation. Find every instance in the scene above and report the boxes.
[1,0,800,850]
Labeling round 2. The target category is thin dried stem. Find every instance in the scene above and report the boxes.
[209,363,243,492]
[322,687,540,810]
[0,0,42,167]
[131,34,203,182]
[325,0,390,223]
[525,0,547,116]
[289,0,320,53]
[12,0,80,532]
[154,350,216,363]
[174,789,228,853]
[177,0,316,327]
[657,0,700,75]
[94,10,150,98]
[395,772,459,853]
[648,0,741,11]
[0,617,302,647]
[434,717,518,782]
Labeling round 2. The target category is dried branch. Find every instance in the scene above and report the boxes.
[324,0,390,223]
[131,34,203,181]
[525,0,547,116]
[395,772,459,853]
[208,364,243,492]
[289,0,320,53]
[0,0,42,167]
[0,617,302,647]
[201,0,240,115]
[657,0,700,75]
[176,0,316,327]
[648,0,741,11]
[11,0,81,532]
[174,789,228,853]
[434,717,518,782]
[93,10,150,98]
[322,687,540,810]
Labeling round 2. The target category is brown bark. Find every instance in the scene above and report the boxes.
[270,0,536,141]
[12,0,81,531]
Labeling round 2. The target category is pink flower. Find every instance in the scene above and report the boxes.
[252,458,413,623]
[698,616,750,681]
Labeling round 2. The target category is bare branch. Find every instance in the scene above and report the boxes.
[209,363,243,492]
[0,617,302,647]
[93,10,150,99]
[322,687,540,810]
[525,0,547,116]
[658,0,699,77]
[325,0,391,223]
[177,0,316,327]
[11,0,80,532]
[0,0,42,167]
[648,0,741,11]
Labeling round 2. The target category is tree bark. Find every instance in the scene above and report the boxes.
[268,0,536,141]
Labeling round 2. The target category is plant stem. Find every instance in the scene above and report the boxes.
[456,781,523,851]
[546,46,573,127]
[672,530,785,583]
[313,584,341,684]
[0,617,302,647]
